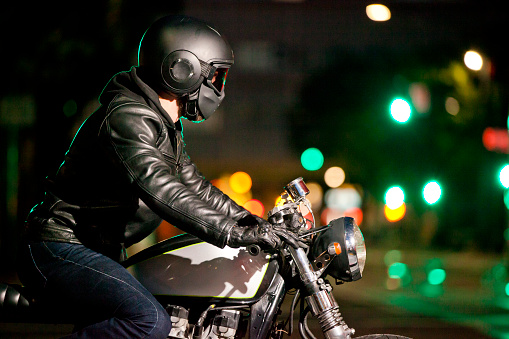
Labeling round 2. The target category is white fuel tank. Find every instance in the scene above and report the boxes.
[128,235,272,300]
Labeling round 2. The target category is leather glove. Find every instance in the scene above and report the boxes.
[227,224,281,250]
[230,215,302,249]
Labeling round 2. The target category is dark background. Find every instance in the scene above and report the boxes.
[1,1,509,337]
[1,0,508,294]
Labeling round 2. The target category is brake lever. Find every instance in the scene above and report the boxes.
[298,224,331,238]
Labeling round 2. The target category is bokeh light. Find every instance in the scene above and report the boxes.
[306,182,324,209]
[385,186,405,209]
[423,181,442,205]
[324,166,346,188]
[464,50,483,71]
[388,262,408,279]
[386,277,401,290]
[384,249,402,266]
[229,171,252,194]
[301,148,324,171]
[387,262,412,287]
[445,97,460,116]
[427,268,446,285]
[409,82,431,114]
[243,199,265,217]
[325,186,362,211]
[366,4,391,21]
[344,207,363,225]
[321,208,343,225]
[212,174,252,206]
[384,203,406,222]
[499,165,509,188]
[390,98,411,123]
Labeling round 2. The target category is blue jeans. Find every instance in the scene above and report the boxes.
[17,241,171,338]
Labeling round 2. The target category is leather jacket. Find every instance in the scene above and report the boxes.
[24,67,250,259]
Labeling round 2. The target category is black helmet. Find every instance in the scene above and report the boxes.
[138,15,234,120]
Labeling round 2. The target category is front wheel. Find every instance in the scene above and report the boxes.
[355,335,412,339]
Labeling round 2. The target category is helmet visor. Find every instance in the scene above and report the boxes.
[211,68,229,92]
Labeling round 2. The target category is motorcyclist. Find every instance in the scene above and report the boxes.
[16,15,295,338]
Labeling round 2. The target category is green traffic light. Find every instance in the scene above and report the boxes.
[390,98,411,123]
[301,148,324,171]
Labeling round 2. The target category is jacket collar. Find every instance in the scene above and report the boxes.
[100,66,177,129]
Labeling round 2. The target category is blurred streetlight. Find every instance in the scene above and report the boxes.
[464,50,483,71]
[366,4,391,21]
[324,166,346,188]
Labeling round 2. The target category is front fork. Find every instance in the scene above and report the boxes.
[289,247,355,339]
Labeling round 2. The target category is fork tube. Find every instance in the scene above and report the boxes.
[288,247,319,293]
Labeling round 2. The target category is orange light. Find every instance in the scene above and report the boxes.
[243,199,265,217]
[211,178,228,191]
[229,171,252,194]
[384,203,406,222]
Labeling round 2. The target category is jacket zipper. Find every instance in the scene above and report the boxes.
[175,132,182,174]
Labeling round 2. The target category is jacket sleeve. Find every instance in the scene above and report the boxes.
[178,154,251,221]
[100,102,236,248]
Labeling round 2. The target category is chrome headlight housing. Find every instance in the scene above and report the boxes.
[311,217,366,282]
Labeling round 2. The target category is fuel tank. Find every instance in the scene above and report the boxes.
[123,234,276,303]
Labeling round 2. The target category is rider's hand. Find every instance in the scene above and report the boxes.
[227,224,281,250]
[230,214,302,249]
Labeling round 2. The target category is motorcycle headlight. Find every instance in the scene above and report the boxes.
[311,217,366,282]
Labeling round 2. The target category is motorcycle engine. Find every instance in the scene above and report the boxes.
[166,304,241,339]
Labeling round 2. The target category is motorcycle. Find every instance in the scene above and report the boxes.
[0,177,411,339]
[122,177,410,339]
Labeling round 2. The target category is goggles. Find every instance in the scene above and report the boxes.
[211,68,228,92]
[199,60,230,94]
